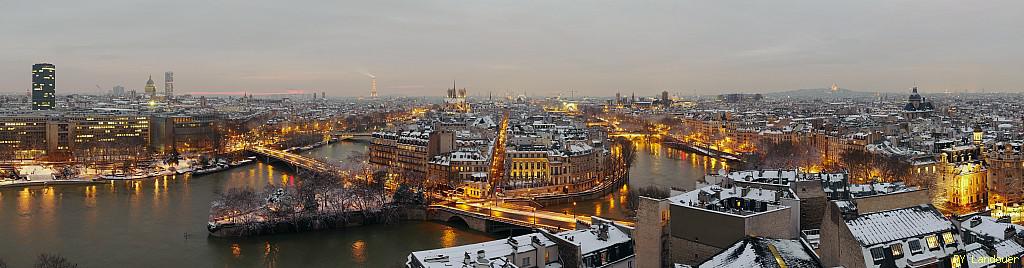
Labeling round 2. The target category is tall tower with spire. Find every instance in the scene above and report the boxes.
[370,76,377,97]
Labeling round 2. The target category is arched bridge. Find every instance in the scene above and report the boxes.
[246,146,343,176]
[332,132,373,141]
[429,205,571,234]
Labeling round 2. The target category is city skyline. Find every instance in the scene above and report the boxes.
[3,1,1024,96]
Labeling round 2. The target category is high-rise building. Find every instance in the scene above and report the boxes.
[112,85,125,96]
[145,75,157,99]
[164,72,174,98]
[31,63,56,110]
[661,90,671,108]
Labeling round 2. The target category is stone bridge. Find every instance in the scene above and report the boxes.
[427,205,575,234]
[331,132,373,141]
[246,146,344,177]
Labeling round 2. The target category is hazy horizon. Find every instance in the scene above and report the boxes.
[2,1,1022,96]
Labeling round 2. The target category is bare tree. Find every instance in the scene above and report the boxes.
[614,137,638,173]
[35,253,78,268]
[746,140,821,170]
[625,185,671,213]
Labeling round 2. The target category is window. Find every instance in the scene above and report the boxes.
[870,247,886,261]
[926,235,940,250]
[908,239,923,254]
[522,257,530,266]
[890,243,904,257]
[942,232,956,246]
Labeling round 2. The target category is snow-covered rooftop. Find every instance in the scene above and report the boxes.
[408,233,554,268]
[557,222,632,255]
[846,205,953,246]
[698,237,821,268]
[668,185,794,217]
[960,215,1023,241]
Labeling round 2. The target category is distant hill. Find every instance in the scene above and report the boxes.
[763,88,877,98]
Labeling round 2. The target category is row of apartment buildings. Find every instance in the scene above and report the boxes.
[368,102,614,198]
[0,111,231,162]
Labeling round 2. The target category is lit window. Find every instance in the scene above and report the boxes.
[890,243,904,257]
[942,232,956,246]
[926,235,940,250]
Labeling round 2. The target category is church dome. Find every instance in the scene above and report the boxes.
[908,86,922,102]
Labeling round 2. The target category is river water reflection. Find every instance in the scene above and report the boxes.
[544,141,726,221]
[0,142,494,268]
[0,140,710,267]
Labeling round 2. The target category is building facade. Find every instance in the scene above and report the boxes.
[31,63,56,110]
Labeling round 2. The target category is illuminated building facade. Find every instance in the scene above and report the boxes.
[0,114,150,162]
[151,114,223,155]
[506,146,550,188]
[935,145,988,212]
[31,63,56,110]
[427,151,489,187]
[66,114,151,163]
[986,141,1024,205]
[443,82,470,112]
[144,75,158,99]
[0,116,50,160]
[369,130,453,177]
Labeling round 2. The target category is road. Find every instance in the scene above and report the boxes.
[441,200,634,232]
[248,146,340,175]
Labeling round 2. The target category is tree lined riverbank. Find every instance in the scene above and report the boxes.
[0,142,495,268]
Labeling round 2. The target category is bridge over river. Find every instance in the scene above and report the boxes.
[331,131,373,141]
[429,202,634,234]
[247,145,636,235]
[246,146,347,177]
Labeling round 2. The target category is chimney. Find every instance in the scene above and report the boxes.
[475,249,487,265]
[598,223,609,241]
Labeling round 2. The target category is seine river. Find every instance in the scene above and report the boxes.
[0,140,712,267]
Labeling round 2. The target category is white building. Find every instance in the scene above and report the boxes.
[407,218,634,268]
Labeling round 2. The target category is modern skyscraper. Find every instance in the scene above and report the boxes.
[31,63,56,110]
[164,72,174,98]
[661,90,671,108]
[145,75,157,99]
[112,85,125,96]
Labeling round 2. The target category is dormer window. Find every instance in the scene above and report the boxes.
[926,235,940,250]
[908,239,923,255]
[942,232,956,246]
[870,247,886,261]
[890,243,904,258]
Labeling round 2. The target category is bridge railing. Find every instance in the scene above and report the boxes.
[429,205,572,232]
[246,146,342,175]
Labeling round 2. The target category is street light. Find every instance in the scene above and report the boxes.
[572,201,577,223]
[532,206,537,227]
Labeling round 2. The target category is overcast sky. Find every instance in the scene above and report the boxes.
[1,1,1022,97]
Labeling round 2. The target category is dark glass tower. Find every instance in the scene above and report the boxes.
[32,63,56,110]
